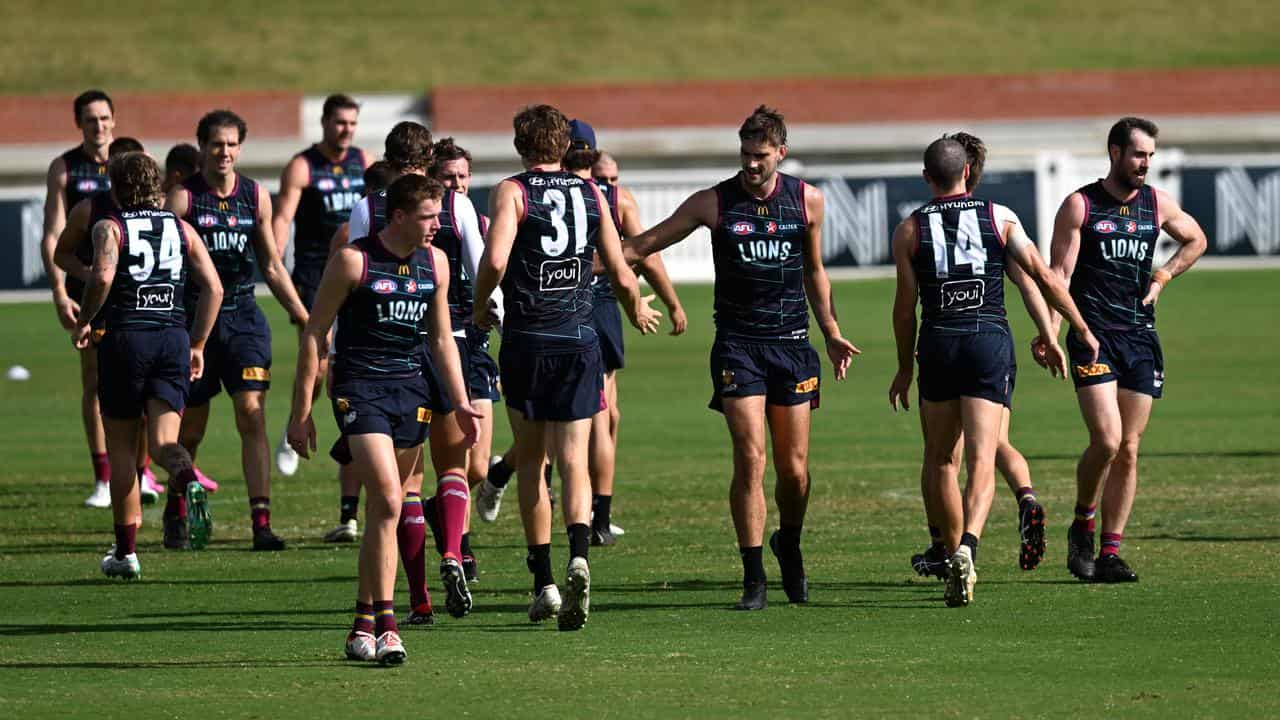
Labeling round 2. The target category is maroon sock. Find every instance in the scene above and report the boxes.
[1071,504,1097,534]
[1100,532,1123,557]
[436,473,469,561]
[374,600,398,635]
[113,523,137,559]
[397,493,430,608]
[352,601,374,635]
[92,452,110,484]
[165,468,196,518]
[250,496,271,530]
[1015,486,1037,504]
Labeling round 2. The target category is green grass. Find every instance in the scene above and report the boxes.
[3,1,1279,93]
[1,271,1278,718]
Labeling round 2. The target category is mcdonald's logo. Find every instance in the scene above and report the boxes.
[398,264,410,276]
[756,206,769,216]
[218,201,229,211]
[1119,206,1130,216]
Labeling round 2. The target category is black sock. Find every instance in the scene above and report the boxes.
[339,496,359,524]
[423,496,444,555]
[928,524,944,550]
[777,523,802,553]
[740,546,766,585]
[960,532,979,563]
[591,494,612,530]
[488,457,514,489]
[543,463,553,486]
[460,532,473,557]
[567,523,590,560]
[527,543,553,592]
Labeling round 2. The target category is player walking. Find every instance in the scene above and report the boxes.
[622,106,857,610]
[1048,117,1206,583]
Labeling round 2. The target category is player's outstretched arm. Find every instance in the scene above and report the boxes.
[622,188,716,266]
[889,219,918,411]
[272,156,308,258]
[184,220,225,380]
[800,183,859,380]
[54,199,93,284]
[1142,188,1208,307]
[252,184,309,326]
[472,181,521,330]
[593,182,660,335]
[426,246,479,446]
[618,186,685,334]
[71,219,119,349]
[42,157,76,329]
[1008,223,1098,366]
[288,245,359,458]
[1046,192,1086,337]
[1003,221,1068,377]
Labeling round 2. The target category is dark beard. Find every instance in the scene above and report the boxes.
[1118,171,1147,191]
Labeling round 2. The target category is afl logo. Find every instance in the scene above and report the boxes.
[1124,220,1138,233]
[405,279,418,294]
[765,221,778,234]
[372,279,397,294]
[1093,220,1117,234]
[316,178,336,191]
[77,179,98,192]
[731,221,754,236]
[197,214,217,227]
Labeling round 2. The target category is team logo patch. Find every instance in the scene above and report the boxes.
[137,284,176,311]
[242,367,270,381]
[1125,220,1138,233]
[341,177,351,189]
[941,278,984,311]
[540,258,581,292]
[1074,362,1112,378]
[528,176,545,186]
[197,214,217,228]
[372,278,397,294]
[336,398,350,413]
[1093,220,1117,234]
[416,407,432,423]
[77,179,99,192]
[316,178,336,191]
[343,410,357,426]
[795,377,819,394]
[226,215,238,228]
[721,369,736,389]
[765,221,778,234]
[405,279,418,294]
[1154,369,1164,388]
[731,221,754,236]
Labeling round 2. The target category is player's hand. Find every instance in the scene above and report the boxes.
[668,305,688,336]
[1141,280,1164,307]
[628,294,662,335]
[189,348,205,381]
[1039,339,1068,379]
[55,295,80,330]
[472,305,494,332]
[287,414,317,459]
[1077,328,1101,365]
[889,370,913,411]
[70,323,92,350]
[291,310,310,328]
[479,298,502,331]
[825,334,861,381]
[1030,336,1051,368]
[453,401,483,448]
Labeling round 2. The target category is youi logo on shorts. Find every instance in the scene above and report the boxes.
[940,278,984,311]
[540,258,581,292]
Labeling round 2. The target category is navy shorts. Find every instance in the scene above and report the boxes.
[591,300,625,372]
[465,328,501,402]
[188,303,272,406]
[917,331,1016,407]
[96,327,190,419]
[422,348,456,414]
[708,337,821,413]
[500,339,604,421]
[291,262,324,312]
[1068,329,1164,398]
[331,375,432,454]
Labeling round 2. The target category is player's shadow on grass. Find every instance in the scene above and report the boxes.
[0,575,353,588]
[1,660,342,670]
[1134,533,1280,543]
[0,620,337,636]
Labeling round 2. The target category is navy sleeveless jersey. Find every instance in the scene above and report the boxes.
[432,190,475,331]
[100,207,189,331]
[500,170,602,347]
[62,146,110,216]
[711,173,810,342]
[368,190,387,237]
[911,194,1009,336]
[590,182,624,304]
[334,235,438,380]
[182,173,260,311]
[294,146,366,268]
[1071,182,1161,332]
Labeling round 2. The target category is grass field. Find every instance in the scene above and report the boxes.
[1,272,1278,719]
[3,1,1280,93]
